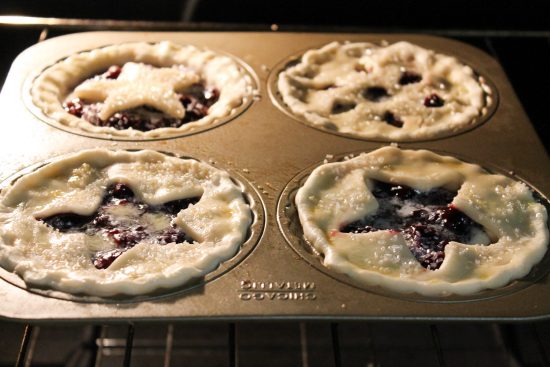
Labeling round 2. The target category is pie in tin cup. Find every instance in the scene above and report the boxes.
[294,146,549,296]
[30,41,255,139]
[0,149,252,297]
[277,41,492,141]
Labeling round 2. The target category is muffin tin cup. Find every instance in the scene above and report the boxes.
[267,42,499,143]
[277,149,550,304]
[0,151,266,304]
[0,31,549,322]
[22,45,260,141]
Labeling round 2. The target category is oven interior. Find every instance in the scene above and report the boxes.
[1,2,549,366]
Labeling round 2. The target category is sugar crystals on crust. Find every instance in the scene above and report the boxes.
[295,147,548,296]
[31,41,254,138]
[278,41,491,141]
[0,149,252,297]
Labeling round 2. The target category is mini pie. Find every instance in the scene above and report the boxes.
[278,41,490,141]
[295,147,548,296]
[0,149,252,296]
[31,41,254,138]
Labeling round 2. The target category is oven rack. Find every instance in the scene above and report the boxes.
[1,16,550,367]
[7,322,550,367]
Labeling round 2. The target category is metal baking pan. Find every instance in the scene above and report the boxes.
[0,31,549,322]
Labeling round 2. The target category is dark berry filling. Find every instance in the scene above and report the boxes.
[63,65,220,132]
[64,99,84,118]
[398,71,422,85]
[41,213,94,232]
[180,84,220,122]
[39,183,200,269]
[331,101,356,114]
[382,111,404,128]
[102,65,122,80]
[92,248,126,270]
[363,86,389,102]
[424,93,445,108]
[340,180,489,270]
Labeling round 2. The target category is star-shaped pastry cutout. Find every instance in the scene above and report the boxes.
[74,62,200,121]
[39,183,201,269]
[340,180,492,270]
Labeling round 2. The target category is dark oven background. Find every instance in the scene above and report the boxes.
[0,1,549,366]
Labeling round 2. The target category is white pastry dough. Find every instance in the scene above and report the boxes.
[74,62,200,120]
[0,150,252,296]
[31,41,254,138]
[295,147,548,296]
[278,42,489,141]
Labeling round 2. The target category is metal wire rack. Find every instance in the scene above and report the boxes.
[7,321,550,366]
[1,16,550,367]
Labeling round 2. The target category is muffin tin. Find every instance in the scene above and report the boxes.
[0,31,549,322]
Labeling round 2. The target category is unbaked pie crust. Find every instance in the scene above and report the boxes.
[278,41,491,141]
[31,41,254,138]
[295,147,548,296]
[0,149,252,296]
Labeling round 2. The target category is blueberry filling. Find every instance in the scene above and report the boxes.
[363,86,389,102]
[63,65,220,132]
[340,180,489,270]
[92,248,126,270]
[398,71,422,85]
[39,183,200,269]
[424,93,445,108]
[382,111,404,128]
[331,101,356,114]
